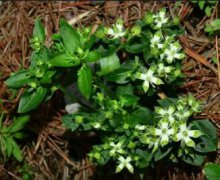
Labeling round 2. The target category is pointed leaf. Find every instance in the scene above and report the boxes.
[60,19,81,53]
[85,50,101,62]
[33,18,45,43]
[5,70,32,88]
[4,136,14,158]
[204,163,220,180]
[99,53,120,75]
[18,87,47,113]
[77,64,92,99]
[12,139,23,162]
[9,115,30,133]
[50,53,80,67]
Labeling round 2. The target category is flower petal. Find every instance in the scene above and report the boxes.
[188,130,203,138]
[184,137,195,148]
[173,133,182,142]
[143,80,150,92]
[151,77,163,85]
[116,163,124,173]
[161,134,169,146]
[126,163,134,173]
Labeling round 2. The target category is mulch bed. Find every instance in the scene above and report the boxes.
[0,1,219,179]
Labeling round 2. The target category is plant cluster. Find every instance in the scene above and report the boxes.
[5,9,217,173]
[0,113,29,162]
[191,0,216,17]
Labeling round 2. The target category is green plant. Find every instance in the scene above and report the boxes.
[205,18,220,35]
[191,1,216,17]
[0,113,29,162]
[204,163,220,180]
[5,9,217,173]
[19,162,33,180]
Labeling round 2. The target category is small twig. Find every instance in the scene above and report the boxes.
[179,36,218,75]
[215,2,220,86]
[68,11,92,26]
[215,35,220,86]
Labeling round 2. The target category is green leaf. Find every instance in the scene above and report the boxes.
[198,1,205,10]
[9,115,30,133]
[116,85,134,95]
[85,50,101,62]
[0,112,5,130]
[195,136,217,153]
[13,132,27,139]
[125,43,148,53]
[40,70,56,84]
[154,146,172,161]
[119,94,139,107]
[5,70,32,88]
[132,106,153,124]
[33,18,45,43]
[99,53,120,75]
[210,19,220,31]
[205,6,212,17]
[30,47,49,67]
[105,68,131,84]
[60,19,81,53]
[50,53,80,67]
[62,115,79,131]
[18,87,47,113]
[12,139,23,162]
[136,149,152,168]
[4,136,14,158]
[191,119,218,147]
[182,153,205,166]
[124,107,152,128]
[77,64,92,99]
[204,163,220,180]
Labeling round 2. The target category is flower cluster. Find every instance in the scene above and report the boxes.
[86,95,204,173]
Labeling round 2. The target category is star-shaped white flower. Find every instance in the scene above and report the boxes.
[92,122,101,129]
[110,142,124,156]
[153,121,175,146]
[155,105,176,124]
[135,124,147,131]
[150,31,164,49]
[153,10,169,29]
[162,43,185,63]
[116,156,134,173]
[173,123,203,148]
[136,68,163,92]
[106,20,126,39]
[157,63,173,78]
[175,104,192,121]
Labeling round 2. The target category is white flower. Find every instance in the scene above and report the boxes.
[116,156,134,173]
[155,105,176,123]
[135,124,147,131]
[150,31,164,49]
[153,10,169,29]
[161,43,185,63]
[173,123,203,148]
[106,20,126,39]
[153,121,175,146]
[150,34,161,48]
[157,63,173,78]
[147,137,160,153]
[92,122,101,129]
[136,68,163,92]
[110,142,124,156]
[175,105,192,121]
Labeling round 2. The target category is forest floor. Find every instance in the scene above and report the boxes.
[0,1,220,180]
